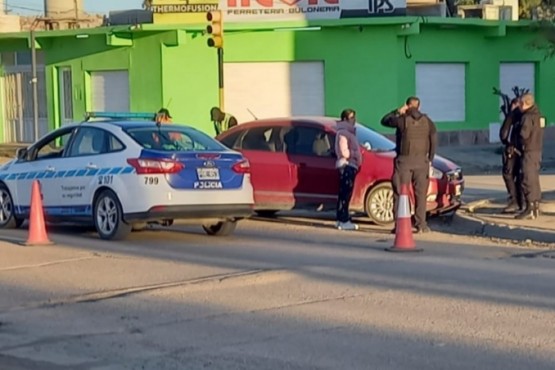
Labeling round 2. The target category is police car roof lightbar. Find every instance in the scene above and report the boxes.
[84,112,157,122]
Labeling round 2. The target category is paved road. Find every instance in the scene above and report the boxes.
[1,218,554,369]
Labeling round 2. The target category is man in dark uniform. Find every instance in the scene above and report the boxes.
[381,96,437,233]
[499,98,524,214]
[515,93,544,220]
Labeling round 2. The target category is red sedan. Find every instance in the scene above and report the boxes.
[217,117,464,225]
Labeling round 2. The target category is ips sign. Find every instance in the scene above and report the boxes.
[223,0,406,21]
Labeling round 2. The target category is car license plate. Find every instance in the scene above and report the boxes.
[455,185,461,196]
[197,168,220,180]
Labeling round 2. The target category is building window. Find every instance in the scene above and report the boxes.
[0,51,45,67]
[499,62,535,98]
[415,63,466,122]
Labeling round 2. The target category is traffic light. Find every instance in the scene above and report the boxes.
[206,11,223,48]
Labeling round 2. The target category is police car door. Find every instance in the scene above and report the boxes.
[11,127,76,216]
[55,127,123,218]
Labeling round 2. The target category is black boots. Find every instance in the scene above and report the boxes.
[515,202,540,220]
[502,202,520,214]
[503,196,525,214]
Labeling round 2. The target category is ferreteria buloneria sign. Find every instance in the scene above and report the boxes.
[148,0,407,24]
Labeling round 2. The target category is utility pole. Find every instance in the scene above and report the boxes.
[30,19,39,141]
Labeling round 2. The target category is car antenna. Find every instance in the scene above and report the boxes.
[246,108,258,120]
[155,111,164,140]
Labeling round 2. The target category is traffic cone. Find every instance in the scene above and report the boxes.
[22,180,53,246]
[385,183,422,253]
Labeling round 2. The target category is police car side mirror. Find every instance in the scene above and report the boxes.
[16,147,27,160]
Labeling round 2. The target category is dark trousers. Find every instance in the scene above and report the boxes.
[502,150,523,208]
[336,165,357,223]
[392,157,429,229]
[521,150,542,203]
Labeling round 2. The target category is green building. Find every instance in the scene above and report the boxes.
[0,16,553,145]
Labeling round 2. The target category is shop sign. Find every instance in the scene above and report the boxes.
[223,0,407,21]
[150,0,219,24]
[149,0,407,24]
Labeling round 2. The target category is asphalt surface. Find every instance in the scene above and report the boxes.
[1,217,554,370]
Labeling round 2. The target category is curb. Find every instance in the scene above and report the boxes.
[452,212,555,245]
[446,202,555,246]
[464,193,555,216]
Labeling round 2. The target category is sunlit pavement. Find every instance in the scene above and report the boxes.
[1,218,554,369]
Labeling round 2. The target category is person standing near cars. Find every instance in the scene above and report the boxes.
[335,108,362,231]
[381,96,437,234]
[153,108,182,142]
[515,93,544,220]
[210,107,238,136]
[155,108,172,124]
[499,98,524,214]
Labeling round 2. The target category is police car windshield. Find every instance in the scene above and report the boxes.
[355,123,396,152]
[125,126,227,152]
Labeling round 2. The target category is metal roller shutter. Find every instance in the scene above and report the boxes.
[224,61,325,123]
[415,63,466,122]
[91,70,130,112]
[499,62,535,117]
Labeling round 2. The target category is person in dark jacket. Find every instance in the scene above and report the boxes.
[499,98,524,214]
[381,96,437,234]
[515,93,544,220]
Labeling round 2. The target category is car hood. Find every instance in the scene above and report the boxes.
[372,150,460,173]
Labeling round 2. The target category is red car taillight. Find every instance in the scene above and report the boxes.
[232,159,250,174]
[127,158,184,174]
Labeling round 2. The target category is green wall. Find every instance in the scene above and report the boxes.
[40,30,218,133]
[222,22,555,133]
[44,32,164,130]
[161,31,218,133]
[1,19,554,141]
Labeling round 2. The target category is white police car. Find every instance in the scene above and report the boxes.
[0,112,254,240]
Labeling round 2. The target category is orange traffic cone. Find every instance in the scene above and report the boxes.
[385,183,422,253]
[22,180,53,246]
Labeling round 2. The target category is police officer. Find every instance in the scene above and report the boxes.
[499,98,524,214]
[210,107,238,136]
[515,93,544,220]
[381,96,437,233]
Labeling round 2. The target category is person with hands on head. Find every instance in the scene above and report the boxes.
[335,108,363,231]
[380,96,437,234]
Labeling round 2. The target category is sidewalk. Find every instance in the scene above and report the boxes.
[455,187,555,246]
[437,143,555,175]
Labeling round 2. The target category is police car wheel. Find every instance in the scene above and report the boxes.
[202,220,237,237]
[94,190,132,240]
[0,184,23,229]
[365,182,395,226]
